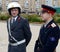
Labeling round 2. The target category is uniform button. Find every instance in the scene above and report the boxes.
[37,47,40,50]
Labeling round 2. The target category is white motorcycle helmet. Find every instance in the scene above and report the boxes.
[7,2,22,15]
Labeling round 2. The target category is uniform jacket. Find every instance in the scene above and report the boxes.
[34,19,60,52]
[7,16,32,46]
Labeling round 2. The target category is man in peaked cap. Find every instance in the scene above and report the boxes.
[34,4,60,52]
[7,2,32,52]
[41,5,56,15]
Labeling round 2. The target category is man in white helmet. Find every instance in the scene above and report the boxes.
[7,2,32,52]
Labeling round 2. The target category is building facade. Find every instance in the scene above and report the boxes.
[0,0,60,12]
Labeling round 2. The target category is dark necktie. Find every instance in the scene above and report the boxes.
[13,18,15,23]
[10,18,15,26]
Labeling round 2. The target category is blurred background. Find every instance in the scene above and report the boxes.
[0,0,60,23]
[0,0,60,52]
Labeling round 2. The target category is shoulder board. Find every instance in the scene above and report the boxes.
[51,23,56,28]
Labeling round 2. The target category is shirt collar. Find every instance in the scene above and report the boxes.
[44,18,53,27]
[12,16,18,21]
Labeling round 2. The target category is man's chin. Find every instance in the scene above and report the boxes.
[42,19,46,22]
[12,15,17,17]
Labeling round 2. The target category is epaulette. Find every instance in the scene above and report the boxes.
[51,23,56,28]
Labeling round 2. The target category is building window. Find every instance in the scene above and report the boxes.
[6,0,9,9]
[45,0,52,6]
[54,0,58,7]
[35,0,40,9]
[0,0,2,11]
[24,0,29,9]
[11,0,18,2]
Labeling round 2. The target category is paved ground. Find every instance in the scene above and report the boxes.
[0,21,60,52]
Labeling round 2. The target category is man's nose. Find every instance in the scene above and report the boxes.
[13,11,16,13]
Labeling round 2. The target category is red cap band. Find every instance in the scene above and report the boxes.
[42,8,55,15]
